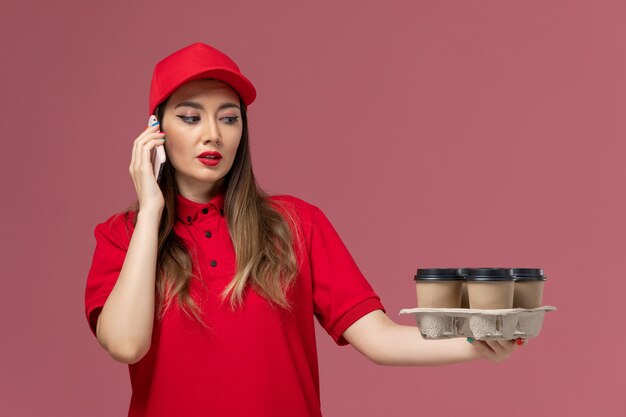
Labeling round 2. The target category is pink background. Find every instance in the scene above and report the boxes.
[2,0,624,416]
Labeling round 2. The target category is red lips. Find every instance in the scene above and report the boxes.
[197,151,222,159]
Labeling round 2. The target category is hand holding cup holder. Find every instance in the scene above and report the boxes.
[402,268,556,340]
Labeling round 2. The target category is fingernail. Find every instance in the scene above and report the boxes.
[516,339,524,346]
[466,337,474,343]
[151,121,160,126]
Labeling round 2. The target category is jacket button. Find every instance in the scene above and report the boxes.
[186,216,192,223]
[210,260,217,267]
[205,231,212,238]
[202,208,209,214]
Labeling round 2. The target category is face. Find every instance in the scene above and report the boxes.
[161,79,243,201]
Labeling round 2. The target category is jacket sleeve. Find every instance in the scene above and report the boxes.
[309,206,385,346]
[84,212,134,338]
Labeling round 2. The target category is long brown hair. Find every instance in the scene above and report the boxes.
[121,83,303,328]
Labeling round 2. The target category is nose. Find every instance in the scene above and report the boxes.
[201,117,221,144]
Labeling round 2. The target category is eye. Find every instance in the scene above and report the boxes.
[221,116,239,125]
[177,115,200,124]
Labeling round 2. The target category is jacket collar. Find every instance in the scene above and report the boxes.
[175,191,225,224]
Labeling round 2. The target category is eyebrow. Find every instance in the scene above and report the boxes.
[174,101,240,111]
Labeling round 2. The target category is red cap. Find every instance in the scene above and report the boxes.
[148,42,257,116]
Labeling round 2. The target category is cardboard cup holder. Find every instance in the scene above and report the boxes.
[399,306,556,340]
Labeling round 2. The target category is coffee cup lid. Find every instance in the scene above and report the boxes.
[415,268,465,281]
[511,268,546,281]
[465,268,514,281]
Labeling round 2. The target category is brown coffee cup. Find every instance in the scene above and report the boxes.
[457,268,470,308]
[466,268,515,309]
[414,268,464,308]
[511,268,546,308]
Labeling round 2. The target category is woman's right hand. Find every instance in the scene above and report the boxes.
[129,120,166,213]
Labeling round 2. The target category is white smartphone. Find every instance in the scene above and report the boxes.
[148,115,166,182]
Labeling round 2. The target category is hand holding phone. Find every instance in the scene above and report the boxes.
[149,115,167,182]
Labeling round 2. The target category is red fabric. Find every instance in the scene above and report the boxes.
[84,193,385,417]
[148,42,257,115]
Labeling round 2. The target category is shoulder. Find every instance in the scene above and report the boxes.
[266,194,326,254]
[266,194,322,222]
[93,209,137,249]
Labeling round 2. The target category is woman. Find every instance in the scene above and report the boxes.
[84,42,519,417]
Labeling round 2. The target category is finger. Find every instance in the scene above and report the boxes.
[135,123,161,145]
[141,139,166,174]
[134,132,165,175]
[130,117,161,181]
[484,340,500,352]
[134,124,162,154]
[470,340,497,361]
[137,127,165,146]
[131,125,157,173]
[502,339,519,352]
[485,340,515,355]
[130,135,139,176]
[133,135,144,175]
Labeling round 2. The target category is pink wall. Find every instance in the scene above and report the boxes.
[2,0,624,416]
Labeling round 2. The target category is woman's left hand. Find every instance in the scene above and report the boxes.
[468,338,523,363]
